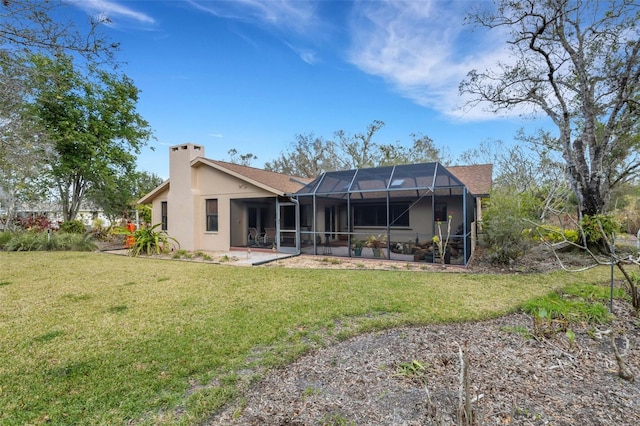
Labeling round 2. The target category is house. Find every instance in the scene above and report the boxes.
[139,143,492,265]
[138,143,310,252]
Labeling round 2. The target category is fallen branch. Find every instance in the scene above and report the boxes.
[611,334,635,382]
[457,343,475,426]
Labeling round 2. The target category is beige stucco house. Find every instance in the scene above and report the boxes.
[138,143,309,253]
[139,143,492,265]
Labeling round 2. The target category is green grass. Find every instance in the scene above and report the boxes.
[0,252,616,425]
[522,282,624,324]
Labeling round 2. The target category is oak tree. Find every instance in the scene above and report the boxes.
[461,0,640,217]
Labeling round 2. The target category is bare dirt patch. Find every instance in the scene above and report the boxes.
[209,301,639,425]
[207,245,639,425]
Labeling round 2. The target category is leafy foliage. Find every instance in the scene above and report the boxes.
[13,215,55,232]
[118,223,179,256]
[536,225,579,244]
[265,121,447,177]
[482,191,536,265]
[3,231,96,251]
[0,231,12,249]
[523,284,615,335]
[59,220,86,234]
[87,170,163,223]
[28,53,152,221]
[365,234,387,249]
[579,214,621,247]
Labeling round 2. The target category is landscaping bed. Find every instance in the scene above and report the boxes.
[210,300,640,425]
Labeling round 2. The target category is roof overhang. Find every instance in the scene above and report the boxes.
[137,179,170,204]
[193,158,286,196]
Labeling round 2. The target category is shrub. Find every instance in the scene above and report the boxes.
[3,231,96,252]
[563,229,579,243]
[482,192,534,265]
[59,220,87,234]
[4,231,47,251]
[536,225,580,244]
[0,231,12,249]
[580,214,620,242]
[14,215,54,232]
[117,223,179,256]
[579,214,621,251]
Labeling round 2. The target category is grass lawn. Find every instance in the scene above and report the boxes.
[0,251,615,425]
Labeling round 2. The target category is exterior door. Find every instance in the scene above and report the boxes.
[277,202,298,254]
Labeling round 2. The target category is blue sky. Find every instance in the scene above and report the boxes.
[68,0,551,179]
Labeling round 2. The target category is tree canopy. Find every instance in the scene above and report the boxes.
[28,54,152,221]
[1,0,140,222]
[461,0,640,217]
[265,121,447,177]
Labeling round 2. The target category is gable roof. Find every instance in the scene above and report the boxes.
[447,164,493,196]
[138,179,169,204]
[194,159,311,195]
[138,158,311,204]
[138,151,491,205]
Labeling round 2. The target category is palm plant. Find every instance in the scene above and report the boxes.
[116,223,179,256]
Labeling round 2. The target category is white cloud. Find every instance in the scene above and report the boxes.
[285,42,319,65]
[69,0,155,26]
[208,133,224,139]
[186,0,317,35]
[186,0,324,65]
[347,0,517,121]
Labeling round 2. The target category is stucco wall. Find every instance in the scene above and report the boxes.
[190,165,277,252]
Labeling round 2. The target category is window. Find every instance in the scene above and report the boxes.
[354,203,410,227]
[206,199,218,232]
[434,203,447,222]
[161,202,168,230]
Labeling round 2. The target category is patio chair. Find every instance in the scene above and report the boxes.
[264,227,277,246]
[247,227,264,246]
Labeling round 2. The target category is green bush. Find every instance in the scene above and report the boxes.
[536,225,580,244]
[482,192,534,265]
[116,223,179,256]
[4,231,96,251]
[579,214,620,250]
[0,231,12,249]
[59,220,87,234]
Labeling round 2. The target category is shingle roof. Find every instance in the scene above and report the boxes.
[138,157,491,205]
[447,164,493,196]
[197,159,312,195]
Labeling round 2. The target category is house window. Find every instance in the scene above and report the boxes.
[206,199,218,232]
[161,202,168,230]
[354,203,410,227]
[434,203,447,222]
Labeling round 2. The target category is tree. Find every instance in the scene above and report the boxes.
[87,170,163,224]
[378,133,448,166]
[265,121,446,176]
[333,119,385,169]
[1,0,117,167]
[227,148,257,166]
[28,53,152,221]
[1,0,119,224]
[0,51,56,220]
[264,133,340,177]
[461,0,640,218]
[1,0,117,62]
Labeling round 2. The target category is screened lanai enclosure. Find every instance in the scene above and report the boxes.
[291,163,478,266]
